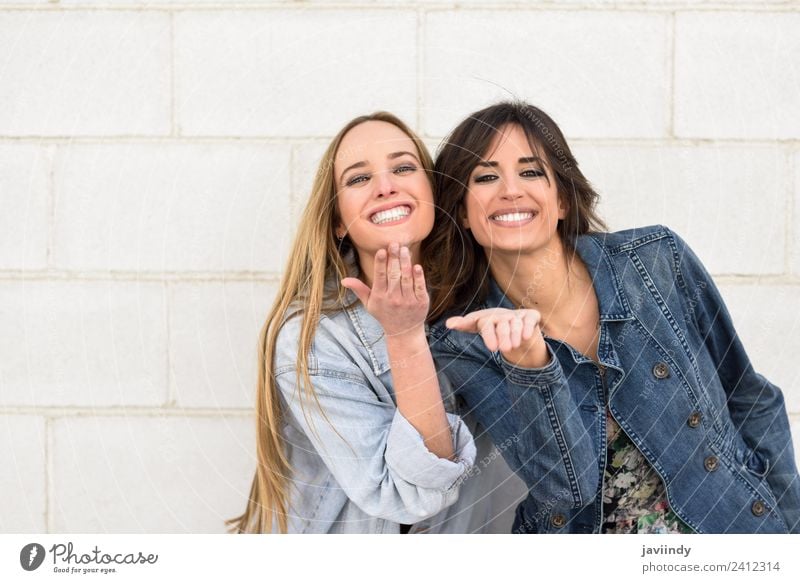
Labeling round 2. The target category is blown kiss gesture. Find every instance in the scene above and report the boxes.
[446,308,550,369]
[342,242,428,339]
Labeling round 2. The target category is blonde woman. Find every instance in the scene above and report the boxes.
[228,113,476,534]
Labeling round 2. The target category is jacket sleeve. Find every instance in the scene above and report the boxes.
[276,367,476,525]
[429,332,598,510]
[669,228,800,532]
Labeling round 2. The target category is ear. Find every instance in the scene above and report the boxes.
[334,223,346,239]
[557,195,568,220]
[459,204,471,230]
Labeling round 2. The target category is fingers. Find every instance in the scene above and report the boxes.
[445,314,478,332]
[521,311,538,340]
[413,264,428,303]
[496,318,513,352]
[399,246,413,298]
[372,249,388,294]
[341,277,371,306]
[479,318,499,352]
[386,243,401,294]
[509,316,523,348]
[446,308,542,354]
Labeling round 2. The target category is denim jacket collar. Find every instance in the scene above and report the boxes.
[486,233,634,324]
[343,288,390,376]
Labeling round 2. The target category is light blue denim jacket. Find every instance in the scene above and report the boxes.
[273,286,477,533]
[429,225,800,534]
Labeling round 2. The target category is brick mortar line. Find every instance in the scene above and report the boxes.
[785,149,794,275]
[165,282,176,406]
[666,11,675,139]
[2,137,800,147]
[0,407,254,416]
[415,6,424,132]
[45,145,55,269]
[1,272,798,283]
[45,416,53,533]
[169,11,177,138]
[288,144,297,224]
[1,5,799,14]
[0,272,284,282]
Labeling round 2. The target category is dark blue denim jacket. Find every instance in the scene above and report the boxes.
[429,225,800,533]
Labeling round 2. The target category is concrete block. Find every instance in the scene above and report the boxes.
[0,11,171,136]
[169,282,277,409]
[52,142,292,272]
[0,416,46,533]
[675,12,800,139]
[50,415,256,533]
[175,10,418,136]
[0,144,51,269]
[0,282,167,407]
[423,11,669,139]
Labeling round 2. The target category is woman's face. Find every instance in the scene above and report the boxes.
[334,121,434,260]
[462,123,565,257]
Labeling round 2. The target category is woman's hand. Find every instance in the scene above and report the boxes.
[342,243,428,338]
[446,308,550,368]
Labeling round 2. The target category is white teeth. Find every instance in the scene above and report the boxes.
[491,211,535,222]
[370,205,411,224]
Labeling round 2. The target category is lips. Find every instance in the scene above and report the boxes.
[369,204,412,225]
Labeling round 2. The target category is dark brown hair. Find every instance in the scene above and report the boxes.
[424,101,606,322]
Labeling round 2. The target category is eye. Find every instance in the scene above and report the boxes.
[394,164,417,175]
[345,173,370,187]
[473,173,498,184]
[521,168,546,178]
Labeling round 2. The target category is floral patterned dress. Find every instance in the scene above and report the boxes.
[602,409,694,534]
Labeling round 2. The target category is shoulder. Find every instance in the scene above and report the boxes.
[589,225,707,293]
[584,224,674,255]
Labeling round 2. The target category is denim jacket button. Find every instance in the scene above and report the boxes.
[687,411,702,428]
[551,513,567,528]
[652,362,670,379]
[704,455,719,472]
[751,500,766,517]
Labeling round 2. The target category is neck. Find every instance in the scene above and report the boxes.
[356,242,422,289]
[488,235,589,319]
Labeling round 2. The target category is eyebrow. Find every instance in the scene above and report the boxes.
[339,151,421,183]
[475,156,546,168]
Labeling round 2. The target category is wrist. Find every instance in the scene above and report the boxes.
[502,339,550,369]
[385,326,428,352]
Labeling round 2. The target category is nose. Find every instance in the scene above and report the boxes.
[373,169,398,198]
[499,175,523,202]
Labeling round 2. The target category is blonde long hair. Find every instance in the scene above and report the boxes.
[227,112,434,533]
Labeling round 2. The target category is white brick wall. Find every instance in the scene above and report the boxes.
[0,144,51,269]
[174,10,418,137]
[52,142,292,272]
[675,12,800,139]
[573,143,787,275]
[0,416,46,533]
[0,0,797,534]
[0,281,168,407]
[50,415,254,532]
[169,282,277,409]
[0,12,171,136]
[423,11,670,138]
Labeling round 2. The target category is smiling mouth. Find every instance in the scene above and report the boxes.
[489,210,538,223]
[370,205,412,225]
